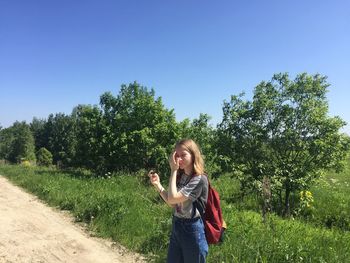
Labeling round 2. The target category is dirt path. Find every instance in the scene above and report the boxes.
[0,176,145,263]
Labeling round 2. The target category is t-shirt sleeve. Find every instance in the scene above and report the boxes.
[179,176,203,202]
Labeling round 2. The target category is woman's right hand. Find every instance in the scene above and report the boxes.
[148,170,160,186]
[169,151,180,172]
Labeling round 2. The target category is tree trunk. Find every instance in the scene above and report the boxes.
[284,182,291,217]
[262,176,271,223]
[278,190,283,215]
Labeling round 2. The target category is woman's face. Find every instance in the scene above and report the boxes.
[175,145,193,171]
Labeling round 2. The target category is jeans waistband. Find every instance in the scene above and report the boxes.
[173,216,200,223]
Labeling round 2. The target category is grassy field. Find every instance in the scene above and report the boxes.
[0,163,349,262]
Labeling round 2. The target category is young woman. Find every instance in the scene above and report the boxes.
[149,139,209,263]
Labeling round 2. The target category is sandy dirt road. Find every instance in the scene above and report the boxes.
[0,176,145,263]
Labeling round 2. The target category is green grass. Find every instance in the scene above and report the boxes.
[1,164,349,262]
[310,160,350,231]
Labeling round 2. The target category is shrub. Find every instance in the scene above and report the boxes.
[36,147,53,166]
[21,160,32,167]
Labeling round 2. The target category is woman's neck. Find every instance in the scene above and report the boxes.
[184,167,194,176]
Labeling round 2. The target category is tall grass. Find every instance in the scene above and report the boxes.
[310,159,350,231]
[1,164,349,262]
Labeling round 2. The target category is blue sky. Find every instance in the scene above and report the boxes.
[1,0,349,134]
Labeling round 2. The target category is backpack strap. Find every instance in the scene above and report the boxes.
[192,174,208,219]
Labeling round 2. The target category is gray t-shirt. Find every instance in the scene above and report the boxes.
[173,174,208,219]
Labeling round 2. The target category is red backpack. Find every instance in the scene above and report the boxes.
[196,175,226,244]
[177,173,226,244]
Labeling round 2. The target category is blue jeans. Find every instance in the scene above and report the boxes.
[167,216,208,263]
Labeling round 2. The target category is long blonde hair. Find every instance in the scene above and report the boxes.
[175,139,205,175]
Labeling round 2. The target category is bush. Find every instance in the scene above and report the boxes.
[36,147,53,166]
[21,160,33,167]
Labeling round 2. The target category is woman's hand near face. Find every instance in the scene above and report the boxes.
[169,151,179,172]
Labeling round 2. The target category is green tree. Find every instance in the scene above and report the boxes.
[36,147,53,166]
[30,117,48,152]
[217,73,350,216]
[7,121,36,163]
[0,126,15,160]
[99,82,179,174]
[71,104,106,171]
[45,113,76,166]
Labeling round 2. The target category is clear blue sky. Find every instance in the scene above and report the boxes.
[1,0,349,134]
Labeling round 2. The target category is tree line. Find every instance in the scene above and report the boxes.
[1,73,349,216]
